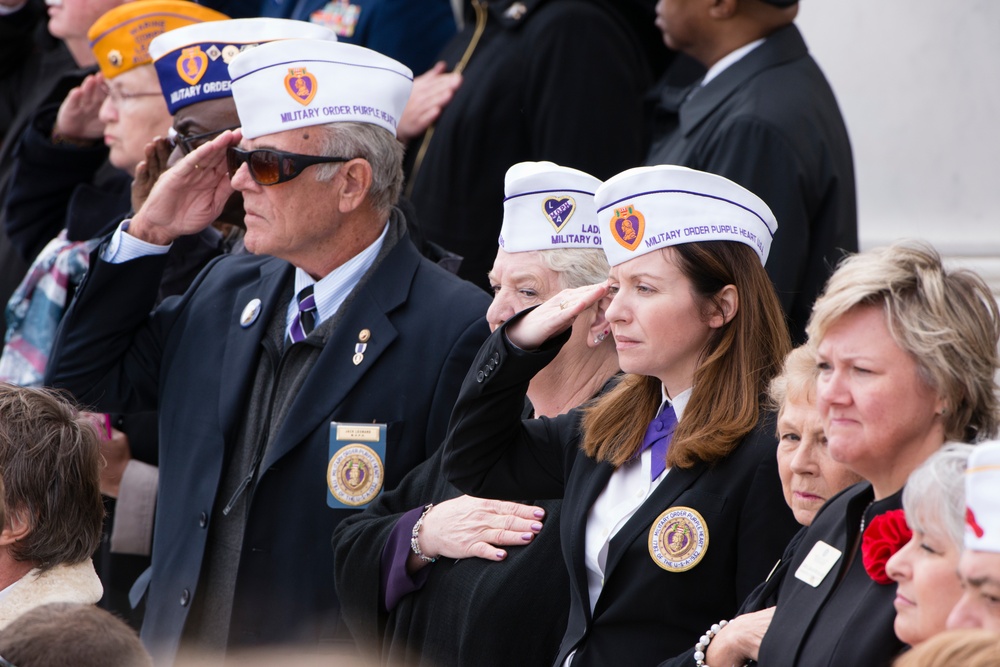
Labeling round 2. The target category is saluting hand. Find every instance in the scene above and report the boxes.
[131,135,172,213]
[506,282,609,350]
[397,61,462,144]
[53,73,107,142]
[408,495,546,573]
[128,129,241,246]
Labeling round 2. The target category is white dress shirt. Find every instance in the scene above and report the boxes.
[582,386,692,615]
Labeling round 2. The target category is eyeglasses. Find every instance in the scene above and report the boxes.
[226,147,356,186]
[101,84,161,105]
[168,125,241,155]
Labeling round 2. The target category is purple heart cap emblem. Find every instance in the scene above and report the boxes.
[543,197,576,232]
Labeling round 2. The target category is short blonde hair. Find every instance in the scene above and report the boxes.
[893,628,1000,667]
[807,242,1000,443]
[767,344,818,415]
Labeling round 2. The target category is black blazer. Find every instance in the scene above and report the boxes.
[646,24,856,342]
[47,227,491,664]
[333,442,570,667]
[659,528,806,667]
[442,322,800,666]
[755,483,906,666]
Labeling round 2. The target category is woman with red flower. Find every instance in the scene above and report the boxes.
[658,344,865,667]
[885,445,971,645]
[751,243,1000,667]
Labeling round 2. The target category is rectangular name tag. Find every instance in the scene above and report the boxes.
[794,540,843,588]
[327,422,386,509]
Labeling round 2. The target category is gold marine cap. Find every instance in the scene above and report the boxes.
[88,0,228,79]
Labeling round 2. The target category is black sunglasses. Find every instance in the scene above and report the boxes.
[226,147,356,186]
[168,125,241,155]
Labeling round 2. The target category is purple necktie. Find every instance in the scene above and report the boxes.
[288,284,317,344]
[639,405,676,480]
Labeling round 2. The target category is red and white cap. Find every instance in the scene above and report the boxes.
[964,441,1000,552]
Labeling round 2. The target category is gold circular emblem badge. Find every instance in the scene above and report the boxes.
[648,506,709,572]
[221,44,242,64]
[327,443,384,506]
[107,49,123,67]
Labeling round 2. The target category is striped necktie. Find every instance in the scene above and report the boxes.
[288,284,317,343]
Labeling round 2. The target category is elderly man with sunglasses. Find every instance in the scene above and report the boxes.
[46,39,490,664]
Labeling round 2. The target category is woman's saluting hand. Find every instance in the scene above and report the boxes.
[506,283,609,350]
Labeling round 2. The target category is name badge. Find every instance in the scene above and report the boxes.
[794,540,842,587]
[327,422,386,509]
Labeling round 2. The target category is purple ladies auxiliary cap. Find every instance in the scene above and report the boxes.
[227,39,413,139]
[150,19,337,115]
[594,165,777,268]
[500,162,603,252]
[964,441,1000,553]
[88,0,229,80]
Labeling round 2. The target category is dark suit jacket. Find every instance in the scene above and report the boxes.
[407,0,665,290]
[0,11,78,333]
[646,24,856,343]
[333,443,569,667]
[442,320,799,666]
[756,483,906,667]
[47,228,490,664]
[659,527,806,667]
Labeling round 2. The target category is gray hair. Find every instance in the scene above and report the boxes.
[902,443,974,549]
[312,122,404,216]
[536,247,610,290]
[807,242,1000,443]
[766,343,818,415]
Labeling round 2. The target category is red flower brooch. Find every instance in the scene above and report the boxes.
[861,509,912,585]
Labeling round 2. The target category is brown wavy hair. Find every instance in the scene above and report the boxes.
[581,242,790,468]
[0,384,104,570]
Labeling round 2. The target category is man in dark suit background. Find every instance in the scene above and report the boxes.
[47,38,490,664]
[646,0,856,342]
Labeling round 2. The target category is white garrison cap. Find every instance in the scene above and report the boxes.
[593,165,777,267]
[150,18,337,115]
[499,162,603,252]
[964,441,1000,552]
[227,39,413,139]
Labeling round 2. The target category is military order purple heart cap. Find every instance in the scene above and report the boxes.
[500,162,603,253]
[228,39,413,139]
[594,165,777,267]
[150,18,337,115]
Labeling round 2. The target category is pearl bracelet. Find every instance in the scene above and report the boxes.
[410,503,438,563]
[693,619,730,666]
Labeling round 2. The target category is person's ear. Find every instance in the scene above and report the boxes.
[587,294,613,348]
[708,284,738,328]
[709,0,738,20]
[0,510,31,547]
[335,158,373,214]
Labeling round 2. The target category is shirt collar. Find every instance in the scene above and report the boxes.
[292,221,389,327]
[701,37,766,86]
[660,384,693,423]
